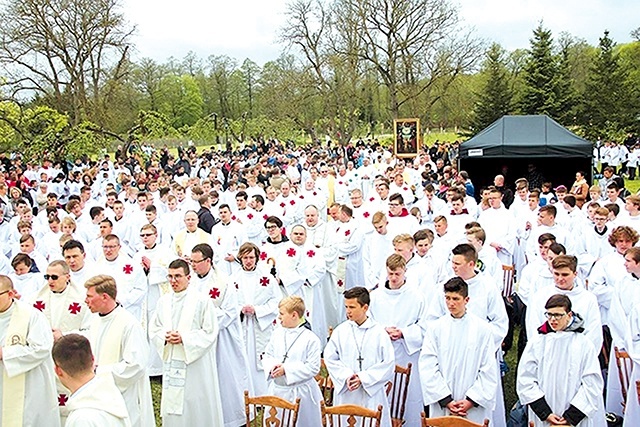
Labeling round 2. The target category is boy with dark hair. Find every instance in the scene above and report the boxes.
[518,294,606,427]
[324,286,395,427]
[421,277,497,423]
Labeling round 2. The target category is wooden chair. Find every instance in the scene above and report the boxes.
[321,401,382,427]
[502,264,516,298]
[244,390,300,427]
[315,358,335,406]
[384,363,412,427]
[421,413,489,426]
[421,414,489,427]
[615,346,633,409]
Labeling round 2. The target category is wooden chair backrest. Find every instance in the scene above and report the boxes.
[315,358,335,406]
[615,346,633,403]
[386,363,412,426]
[502,264,516,297]
[321,401,382,427]
[244,390,300,427]
[421,413,489,427]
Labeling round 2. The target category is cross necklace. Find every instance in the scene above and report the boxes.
[282,328,304,363]
[350,323,368,370]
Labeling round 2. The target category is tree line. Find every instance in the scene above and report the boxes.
[0,0,639,161]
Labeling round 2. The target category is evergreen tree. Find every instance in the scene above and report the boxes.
[553,39,578,125]
[580,30,630,139]
[519,24,558,116]
[471,43,513,131]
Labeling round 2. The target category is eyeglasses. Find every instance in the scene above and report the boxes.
[44,274,60,280]
[265,225,278,230]
[139,233,155,237]
[190,258,208,264]
[166,274,185,281]
[0,290,10,296]
[544,312,567,320]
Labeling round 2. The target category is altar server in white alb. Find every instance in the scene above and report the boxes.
[84,274,155,427]
[324,286,395,427]
[52,334,131,427]
[231,242,279,396]
[517,294,606,427]
[150,259,224,427]
[262,296,323,427]
[420,277,498,424]
[369,254,427,426]
[0,274,60,427]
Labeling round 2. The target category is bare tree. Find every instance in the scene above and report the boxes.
[331,0,484,118]
[0,0,134,124]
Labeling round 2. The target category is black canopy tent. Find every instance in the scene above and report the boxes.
[458,115,593,198]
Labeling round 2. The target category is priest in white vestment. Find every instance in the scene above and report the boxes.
[84,274,155,427]
[369,255,427,426]
[324,286,395,427]
[0,274,60,427]
[190,244,249,427]
[29,260,92,423]
[263,296,323,427]
[150,259,224,427]
[420,277,498,424]
[52,334,131,427]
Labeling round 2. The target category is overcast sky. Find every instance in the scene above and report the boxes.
[123,0,640,65]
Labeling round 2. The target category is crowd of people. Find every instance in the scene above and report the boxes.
[0,137,638,426]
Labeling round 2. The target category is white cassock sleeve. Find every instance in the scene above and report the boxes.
[217,287,241,331]
[2,309,53,377]
[281,335,321,385]
[587,259,615,310]
[253,281,279,331]
[180,299,218,365]
[119,266,147,312]
[101,320,149,391]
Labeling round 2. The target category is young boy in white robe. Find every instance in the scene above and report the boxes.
[52,334,130,427]
[420,276,498,424]
[262,296,323,427]
[369,254,427,426]
[517,294,606,427]
[324,286,395,427]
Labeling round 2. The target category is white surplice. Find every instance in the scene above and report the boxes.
[89,305,155,427]
[324,318,395,427]
[192,267,250,427]
[420,312,498,424]
[231,265,279,396]
[263,325,323,427]
[65,373,131,427]
[369,283,427,426]
[517,329,606,427]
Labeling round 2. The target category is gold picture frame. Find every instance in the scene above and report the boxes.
[393,118,421,158]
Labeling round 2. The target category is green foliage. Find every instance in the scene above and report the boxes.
[471,43,514,132]
[0,100,21,150]
[579,31,633,140]
[20,106,109,161]
[519,23,560,116]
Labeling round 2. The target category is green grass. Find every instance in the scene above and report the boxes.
[626,178,640,194]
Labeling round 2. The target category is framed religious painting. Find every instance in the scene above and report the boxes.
[393,118,421,158]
